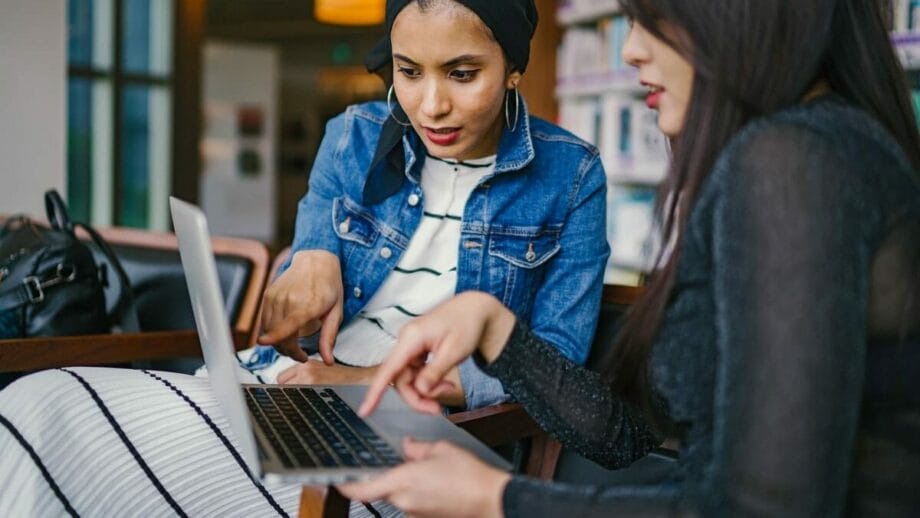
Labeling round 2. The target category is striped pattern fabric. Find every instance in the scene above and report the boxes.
[333,154,495,368]
[0,368,406,517]
[0,368,302,517]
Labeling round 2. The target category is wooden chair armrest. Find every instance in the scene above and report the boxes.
[298,486,350,518]
[602,284,644,306]
[447,403,543,448]
[0,329,249,373]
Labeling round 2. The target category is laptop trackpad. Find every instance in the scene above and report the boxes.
[331,385,512,471]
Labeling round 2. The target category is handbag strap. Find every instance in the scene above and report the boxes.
[74,222,141,333]
[44,190,75,235]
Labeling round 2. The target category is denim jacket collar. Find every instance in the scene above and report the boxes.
[363,99,535,205]
[492,98,535,173]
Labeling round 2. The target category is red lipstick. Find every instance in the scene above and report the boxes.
[424,127,461,146]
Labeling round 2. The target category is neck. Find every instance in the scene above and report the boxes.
[802,79,831,103]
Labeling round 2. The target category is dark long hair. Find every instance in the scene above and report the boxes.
[605,0,920,433]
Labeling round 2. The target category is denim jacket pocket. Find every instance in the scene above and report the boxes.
[487,226,562,310]
[332,196,380,246]
[332,196,382,274]
[489,227,561,268]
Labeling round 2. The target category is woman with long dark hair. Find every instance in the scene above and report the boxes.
[343,0,920,515]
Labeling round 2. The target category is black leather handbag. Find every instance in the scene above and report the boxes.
[0,190,138,339]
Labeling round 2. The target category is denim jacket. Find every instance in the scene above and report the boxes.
[286,100,609,408]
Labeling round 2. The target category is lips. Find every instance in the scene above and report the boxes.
[640,81,665,110]
[424,127,461,146]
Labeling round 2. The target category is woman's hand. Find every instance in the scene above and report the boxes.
[337,438,510,518]
[277,361,378,385]
[258,250,344,364]
[359,292,516,417]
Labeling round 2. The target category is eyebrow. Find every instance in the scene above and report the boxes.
[393,53,486,68]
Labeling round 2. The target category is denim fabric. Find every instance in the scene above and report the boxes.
[282,100,609,408]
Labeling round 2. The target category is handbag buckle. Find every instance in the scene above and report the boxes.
[22,276,44,304]
[22,264,78,304]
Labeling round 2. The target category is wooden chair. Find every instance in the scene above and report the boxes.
[0,225,269,373]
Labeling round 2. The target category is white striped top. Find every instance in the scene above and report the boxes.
[333,154,496,367]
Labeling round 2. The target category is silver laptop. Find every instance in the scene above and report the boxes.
[169,197,510,484]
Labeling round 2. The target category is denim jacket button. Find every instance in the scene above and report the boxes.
[338,220,350,234]
[380,247,393,259]
[353,287,362,299]
[407,193,420,207]
[525,243,537,262]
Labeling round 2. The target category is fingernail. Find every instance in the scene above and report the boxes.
[417,378,431,393]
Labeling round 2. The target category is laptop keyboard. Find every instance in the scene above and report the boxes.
[245,386,402,469]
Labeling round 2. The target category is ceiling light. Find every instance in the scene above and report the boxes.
[314,0,385,26]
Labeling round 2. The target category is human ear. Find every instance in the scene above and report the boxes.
[506,70,523,89]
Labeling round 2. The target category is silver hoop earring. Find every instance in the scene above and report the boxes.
[505,87,520,132]
[387,85,411,127]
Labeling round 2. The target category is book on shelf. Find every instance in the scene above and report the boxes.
[598,95,669,185]
[892,0,920,33]
[557,16,632,91]
[557,0,621,26]
[606,185,658,279]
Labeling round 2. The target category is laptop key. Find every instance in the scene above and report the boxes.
[320,389,402,466]
[299,389,384,467]
[285,388,361,467]
[246,391,296,468]
[265,388,342,468]
[255,388,325,469]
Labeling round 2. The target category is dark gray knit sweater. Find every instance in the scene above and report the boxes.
[483,95,920,516]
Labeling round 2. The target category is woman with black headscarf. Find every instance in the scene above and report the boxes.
[246,0,608,412]
[0,1,611,516]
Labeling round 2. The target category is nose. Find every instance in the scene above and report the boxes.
[420,79,451,120]
[622,23,649,68]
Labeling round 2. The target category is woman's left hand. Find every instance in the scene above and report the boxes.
[277,361,377,385]
[337,438,510,518]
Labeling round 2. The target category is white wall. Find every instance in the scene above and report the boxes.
[0,0,66,218]
[201,42,279,243]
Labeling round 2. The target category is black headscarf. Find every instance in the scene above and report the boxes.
[361,0,538,205]
[365,0,539,75]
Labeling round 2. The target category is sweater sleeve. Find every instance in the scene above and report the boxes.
[482,320,659,471]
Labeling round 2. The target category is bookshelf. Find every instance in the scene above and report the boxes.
[554,1,920,286]
[556,0,620,27]
[555,1,664,285]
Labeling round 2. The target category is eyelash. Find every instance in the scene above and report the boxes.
[450,69,479,82]
[396,67,480,82]
[398,67,420,79]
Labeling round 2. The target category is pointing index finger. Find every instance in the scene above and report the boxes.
[360,341,424,416]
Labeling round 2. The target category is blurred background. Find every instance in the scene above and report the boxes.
[1,0,918,285]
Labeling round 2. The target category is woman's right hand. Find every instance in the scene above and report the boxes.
[359,291,516,416]
[257,250,344,364]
